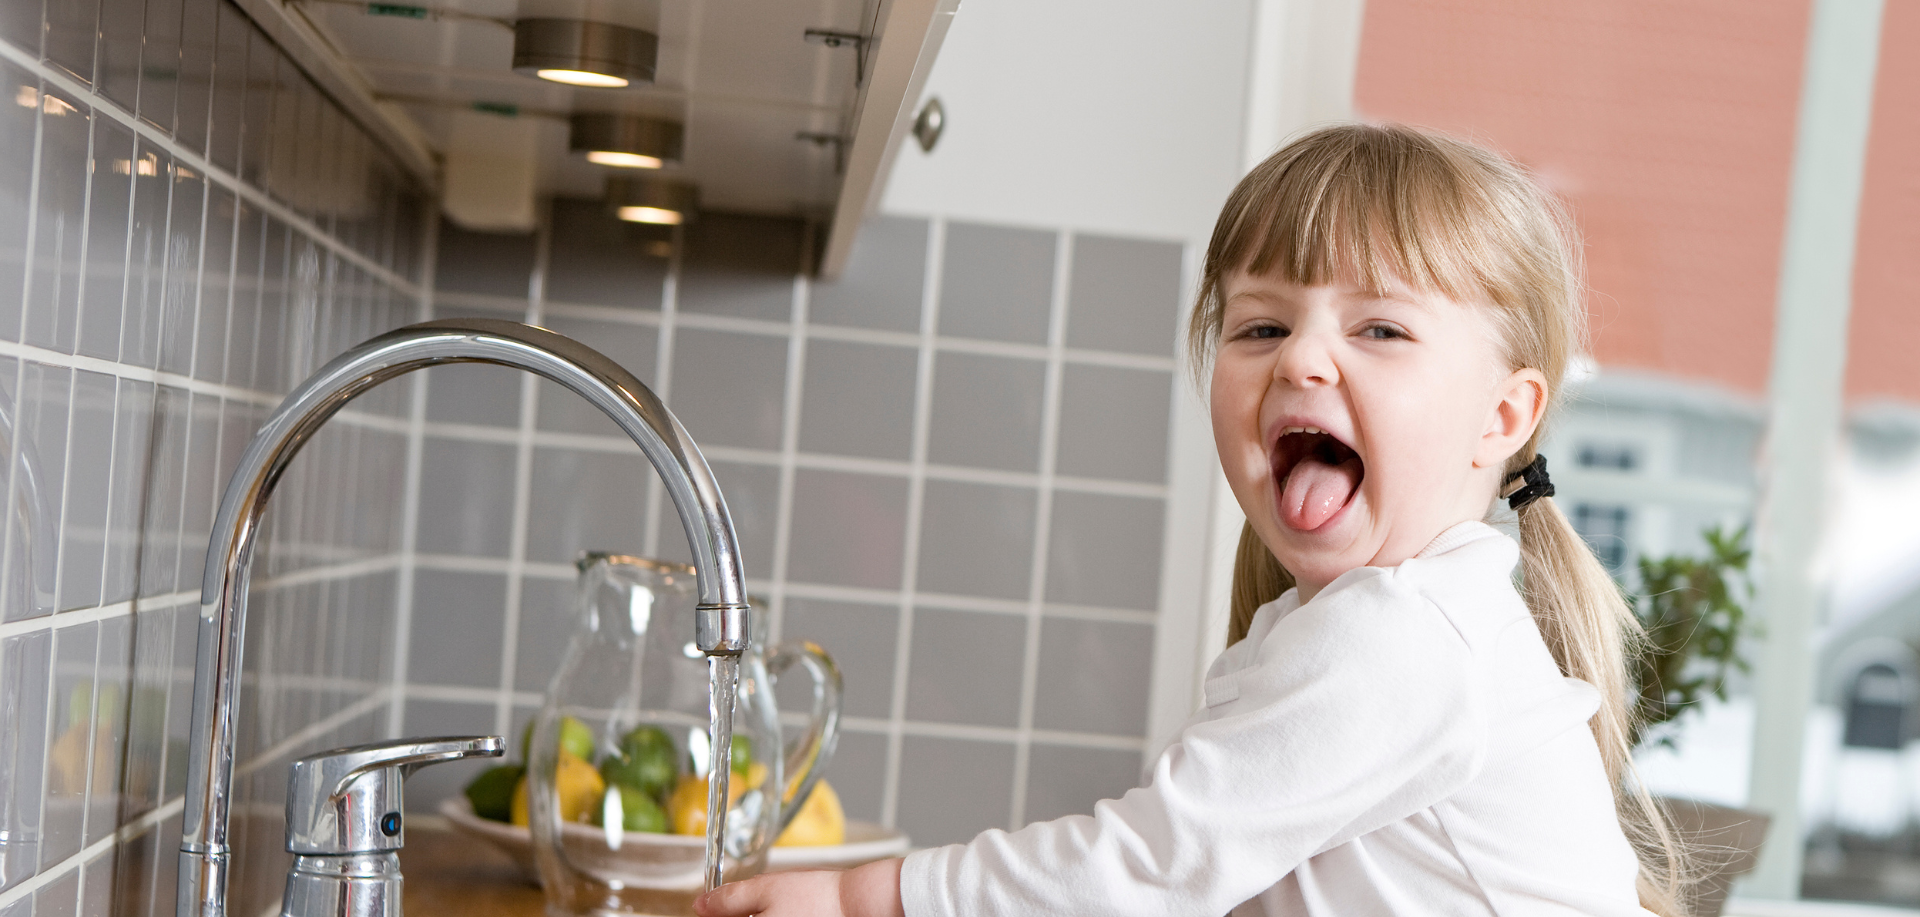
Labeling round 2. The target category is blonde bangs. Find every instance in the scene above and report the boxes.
[1189,123,1579,387]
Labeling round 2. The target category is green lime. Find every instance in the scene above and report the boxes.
[464,764,524,822]
[730,734,751,778]
[604,784,669,833]
[619,725,677,759]
[560,717,598,763]
[685,733,752,778]
[602,726,679,799]
[520,716,601,764]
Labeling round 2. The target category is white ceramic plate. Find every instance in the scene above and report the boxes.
[437,797,912,882]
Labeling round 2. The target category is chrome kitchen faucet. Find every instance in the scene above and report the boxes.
[176,319,754,917]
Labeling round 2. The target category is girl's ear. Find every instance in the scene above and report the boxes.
[1474,367,1549,468]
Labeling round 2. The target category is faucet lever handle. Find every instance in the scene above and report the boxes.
[285,735,504,856]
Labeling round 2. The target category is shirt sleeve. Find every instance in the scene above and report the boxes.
[900,568,1489,917]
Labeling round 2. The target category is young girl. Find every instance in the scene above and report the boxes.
[696,123,1684,917]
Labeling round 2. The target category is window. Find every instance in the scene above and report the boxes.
[1843,663,1908,750]
[1570,502,1632,572]
[1576,441,1641,471]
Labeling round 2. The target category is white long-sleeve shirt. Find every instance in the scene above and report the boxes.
[901,522,1652,916]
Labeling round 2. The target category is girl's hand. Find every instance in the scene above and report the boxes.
[692,857,905,917]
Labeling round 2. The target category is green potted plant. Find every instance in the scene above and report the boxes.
[1626,525,1769,917]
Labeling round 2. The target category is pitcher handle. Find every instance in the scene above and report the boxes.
[766,641,843,833]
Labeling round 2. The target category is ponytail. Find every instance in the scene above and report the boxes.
[1514,485,1690,916]
[1226,522,1294,647]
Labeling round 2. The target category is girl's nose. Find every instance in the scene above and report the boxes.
[1273,332,1338,388]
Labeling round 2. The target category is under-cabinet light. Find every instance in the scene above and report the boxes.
[617,206,684,225]
[573,113,684,169]
[606,176,698,226]
[513,19,657,88]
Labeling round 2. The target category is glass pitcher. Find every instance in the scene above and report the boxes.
[529,553,842,917]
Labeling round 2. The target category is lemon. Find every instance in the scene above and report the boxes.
[667,772,751,836]
[774,780,844,847]
[510,751,606,827]
[48,722,113,796]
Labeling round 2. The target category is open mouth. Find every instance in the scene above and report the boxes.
[1271,427,1364,532]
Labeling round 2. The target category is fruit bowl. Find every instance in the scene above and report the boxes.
[437,797,912,886]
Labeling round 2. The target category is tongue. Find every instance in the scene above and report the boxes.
[1280,456,1362,531]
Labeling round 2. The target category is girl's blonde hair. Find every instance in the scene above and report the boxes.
[1191,123,1689,915]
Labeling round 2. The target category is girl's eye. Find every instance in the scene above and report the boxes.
[1359,323,1406,341]
[1240,324,1286,340]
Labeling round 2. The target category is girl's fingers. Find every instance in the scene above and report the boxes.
[692,876,773,917]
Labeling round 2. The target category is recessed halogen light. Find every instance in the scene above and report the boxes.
[513,19,657,88]
[617,206,683,225]
[606,176,697,226]
[572,113,683,169]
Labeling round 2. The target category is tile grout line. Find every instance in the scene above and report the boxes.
[641,227,682,560]
[375,686,1152,752]
[135,603,183,917]
[843,716,1146,751]
[404,424,1170,498]
[181,129,215,398]
[493,203,552,735]
[408,552,1160,620]
[384,194,439,738]
[404,683,546,706]
[0,588,190,637]
[879,217,944,830]
[73,596,108,856]
[471,292,1178,372]
[767,274,809,643]
[0,335,417,431]
[1007,229,1073,830]
[46,78,106,679]
[0,552,415,659]
[0,43,47,625]
[48,351,79,623]
[13,84,59,888]
[0,40,426,300]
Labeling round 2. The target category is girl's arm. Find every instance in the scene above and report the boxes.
[693,857,904,917]
[706,567,1486,917]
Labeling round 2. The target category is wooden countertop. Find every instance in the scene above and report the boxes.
[401,824,547,917]
[398,813,903,916]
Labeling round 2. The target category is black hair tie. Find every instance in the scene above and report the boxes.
[1502,454,1554,511]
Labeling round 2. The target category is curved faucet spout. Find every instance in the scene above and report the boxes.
[177,319,752,917]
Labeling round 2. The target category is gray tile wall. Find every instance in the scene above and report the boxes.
[407,206,1189,848]
[0,4,429,916]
